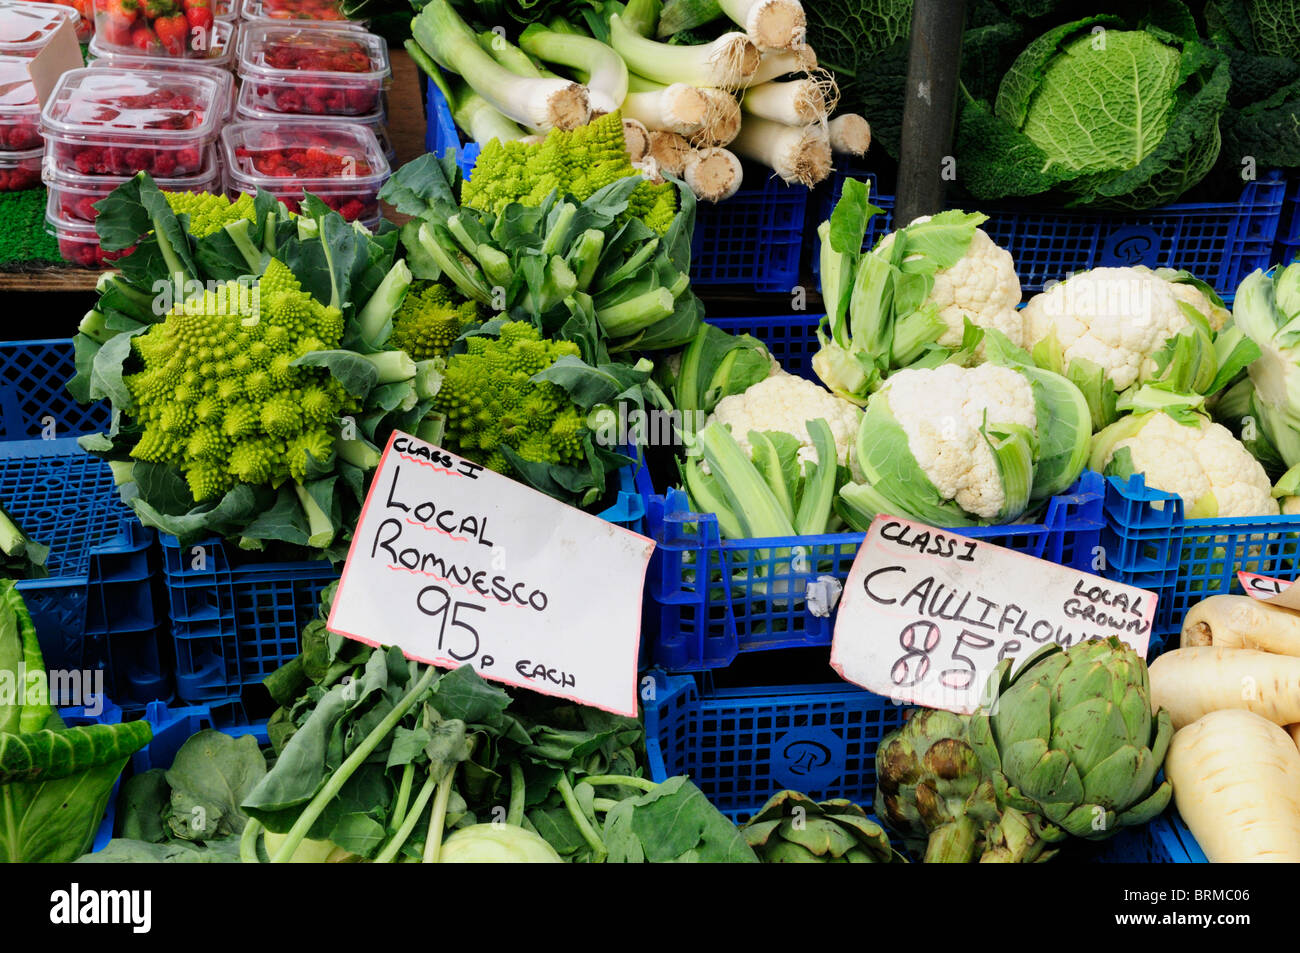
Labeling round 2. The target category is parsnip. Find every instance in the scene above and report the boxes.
[1182,595,1300,655]
[1165,709,1300,862]
[1150,646,1300,728]
[1290,723,1300,752]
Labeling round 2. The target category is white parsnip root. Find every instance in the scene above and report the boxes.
[1182,595,1300,655]
[622,118,651,163]
[828,113,872,156]
[741,78,831,125]
[730,115,831,186]
[1149,645,1300,729]
[683,147,744,202]
[1165,709,1300,863]
[622,84,711,136]
[648,130,693,176]
[1290,723,1300,751]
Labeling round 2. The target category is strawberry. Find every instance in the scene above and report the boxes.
[98,0,139,47]
[142,0,176,17]
[131,23,162,52]
[153,13,188,56]
[181,0,213,34]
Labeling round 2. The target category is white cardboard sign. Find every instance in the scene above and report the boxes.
[830,515,1157,714]
[327,431,655,716]
[1237,570,1300,610]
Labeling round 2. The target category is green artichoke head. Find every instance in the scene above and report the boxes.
[969,637,1174,841]
[741,791,906,863]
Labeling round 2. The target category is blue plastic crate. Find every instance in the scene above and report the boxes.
[1169,810,1210,863]
[641,314,1108,672]
[59,697,126,854]
[0,339,110,441]
[1274,176,1300,266]
[814,169,1286,299]
[1100,472,1300,641]
[425,77,808,293]
[1,439,162,680]
[160,535,340,703]
[644,673,1191,861]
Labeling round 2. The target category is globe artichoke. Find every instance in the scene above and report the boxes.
[875,708,1059,863]
[969,637,1173,840]
[740,791,906,863]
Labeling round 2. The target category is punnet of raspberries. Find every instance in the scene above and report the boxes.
[257,0,348,21]
[0,118,40,150]
[95,0,218,55]
[250,81,378,116]
[236,143,372,178]
[262,34,372,72]
[56,232,136,265]
[0,161,40,191]
[55,140,206,176]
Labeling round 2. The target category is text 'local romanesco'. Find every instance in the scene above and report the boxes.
[386,282,482,362]
[431,321,587,475]
[126,258,353,502]
[164,191,259,239]
[461,111,677,236]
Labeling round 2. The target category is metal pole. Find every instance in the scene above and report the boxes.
[895,0,967,225]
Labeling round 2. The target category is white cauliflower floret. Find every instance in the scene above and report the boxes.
[884,364,1036,519]
[708,371,863,466]
[1168,281,1228,332]
[1023,266,1193,391]
[1098,412,1278,518]
[880,217,1024,348]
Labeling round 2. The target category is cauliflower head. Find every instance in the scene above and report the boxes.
[879,217,1023,348]
[1093,411,1278,518]
[708,372,863,467]
[1023,266,1195,392]
[883,364,1037,519]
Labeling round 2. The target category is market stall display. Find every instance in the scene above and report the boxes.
[5,0,1300,872]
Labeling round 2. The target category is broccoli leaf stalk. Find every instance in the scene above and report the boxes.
[338,437,382,470]
[270,664,441,863]
[357,259,414,349]
[223,219,264,274]
[291,482,335,549]
[361,349,419,385]
[417,223,494,305]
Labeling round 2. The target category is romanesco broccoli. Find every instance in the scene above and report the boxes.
[126,258,353,502]
[386,282,482,361]
[431,321,587,475]
[164,192,259,239]
[461,111,677,236]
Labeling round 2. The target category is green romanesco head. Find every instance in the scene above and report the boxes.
[386,282,482,361]
[164,191,259,239]
[461,111,678,236]
[431,321,585,474]
[124,258,354,502]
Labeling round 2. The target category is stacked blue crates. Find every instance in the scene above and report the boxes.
[0,339,168,709]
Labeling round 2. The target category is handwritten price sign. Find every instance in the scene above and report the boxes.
[327,431,655,716]
[830,516,1157,714]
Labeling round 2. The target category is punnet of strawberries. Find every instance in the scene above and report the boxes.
[256,0,348,21]
[94,0,218,56]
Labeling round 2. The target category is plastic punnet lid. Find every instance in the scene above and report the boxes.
[40,67,225,141]
[221,119,389,189]
[88,17,237,66]
[237,22,388,82]
[0,0,78,56]
[42,143,220,190]
[0,141,40,163]
[0,52,37,115]
[215,0,242,19]
[241,0,360,25]
[233,74,382,125]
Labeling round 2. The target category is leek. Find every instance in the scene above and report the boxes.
[829,113,872,156]
[610,13,759,89]
[412,0,591,131]
[683,147,744,202]
[718,0,806,51]
[731,115,831,186]
[747,43,817,85]
[623,84,710,135]
[741,78,831,125]
[519,25,629,115]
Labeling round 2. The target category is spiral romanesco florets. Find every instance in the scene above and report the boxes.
[461,111,677,236]
[164,191,259,239]
[431,321,587,474]
[386,282,482,361]
[125,258,353,502]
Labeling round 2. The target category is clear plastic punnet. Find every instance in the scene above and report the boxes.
[0,0,80,57]
[221,119,389,222]
[42,145,221,223]
[237,23,387,117]
[233,83,393,164]
[89,6,237,63]
[40,67,225,177]
[0,54,40,151]
[0,142,40,189]
[241,0,359,26]
[86,56,236,117]
[45,190,138,265]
